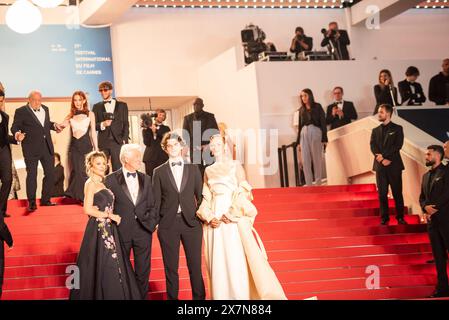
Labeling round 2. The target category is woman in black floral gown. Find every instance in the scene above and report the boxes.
[69,151,142,300]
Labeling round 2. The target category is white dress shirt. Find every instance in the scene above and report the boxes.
[100,99,116,131]
[169,157,184,213]
[123,167,139,205]
[29,105,45,126]
[0,112,2,123]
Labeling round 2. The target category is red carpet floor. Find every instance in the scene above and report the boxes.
[2,184,445,300]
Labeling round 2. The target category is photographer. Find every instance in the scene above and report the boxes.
[142,109,170,178]
[321,22,351,60]
[290,27,313,60]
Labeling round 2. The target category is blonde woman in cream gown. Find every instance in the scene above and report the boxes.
[197,134,286,300]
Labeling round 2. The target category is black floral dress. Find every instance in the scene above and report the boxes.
[69,189,142,300]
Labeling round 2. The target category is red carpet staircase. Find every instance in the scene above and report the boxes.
[2,184,442,300]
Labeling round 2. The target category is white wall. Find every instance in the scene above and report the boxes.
[111,8,449,98]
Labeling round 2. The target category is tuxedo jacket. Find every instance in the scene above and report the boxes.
[152,161,203,230]
[11,105,56,157]
[92,99,129,148]
[0,111,17,149]
[142,124,170,164]
[325,101,358,130]
[398,80,426,106]
[105,169,158,242]
[420,164,449,219]
[370,122,405,172]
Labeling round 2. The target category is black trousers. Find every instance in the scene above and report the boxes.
[375,168,405,220]
[428,215,449,292]
[0,146,12,215]
[121,224,153,300]
[24,150,54,204]
[101,138,122,172]
[157,214,205,300]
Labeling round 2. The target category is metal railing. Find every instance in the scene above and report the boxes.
[278,141,303,187]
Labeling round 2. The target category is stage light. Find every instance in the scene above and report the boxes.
[32,0,64,8]
[6,0,42,34]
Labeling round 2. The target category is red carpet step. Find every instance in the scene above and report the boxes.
[2,183,445,300]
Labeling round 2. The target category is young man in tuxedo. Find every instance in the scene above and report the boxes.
[104,144,158,299]
[321,21,351,60]
[0,90,24,218]
[325,86,358,130]
[398,66,427,106]
[370,104,407,226]
[11,91,62,213]
[142,109,170,178]
[92,81,129,172]
[152,132,205,300]
[182,98,219,177]
[0,214,13,298]
[420,145,449,298]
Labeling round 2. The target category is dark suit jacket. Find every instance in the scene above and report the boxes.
[142,124,170,164]
[0,111,17,149]
[182,111,219,162]
[325,101,358,130]
[420,164,449,219]
[104,169,158,242]
[92,99,129,149]
[429,72,449,106]
[152,161,203,230]
[11,104,56,157]
[398,80,426,106]
[321,29,350,60]
[373,85,400,115]
[296,103,328,144]
[370,122,405,172]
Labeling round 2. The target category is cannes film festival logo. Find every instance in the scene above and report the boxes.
[365,5,380,30]
[365,265,380,290]
[66,265,80,290]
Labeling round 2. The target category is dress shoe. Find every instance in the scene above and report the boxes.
[40,202,56,206]
[380,218,390,225]
[27,202,37,212]
[428,290,449,298]
[3,213,11,218]
[426,259,435,264]
[397,217,408,225]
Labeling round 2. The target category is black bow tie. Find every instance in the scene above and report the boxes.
[126,172,137,178]
[33,108,41,112]
[171,161,182,167]
[104,100,112,104]
[335,101,343,105]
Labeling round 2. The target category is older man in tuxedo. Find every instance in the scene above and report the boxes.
[11,91,62,213]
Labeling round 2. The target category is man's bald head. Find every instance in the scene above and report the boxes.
[28,90,42,110]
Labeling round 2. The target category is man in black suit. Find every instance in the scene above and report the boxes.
[0,90,23,218]
[92,81,129,172]
[321,22,351,60]
[398,66,427,106]
[0,214,13,298]
[182,98,219,177]
[325,86,358,130]
[104,144,158,299]
[11,91,62,212]
[51,153,65,198]
[370,104,407,226]
[420,145,449,298]
[142,109,170,178]
[429,58,449,106]
[152,132,205,300]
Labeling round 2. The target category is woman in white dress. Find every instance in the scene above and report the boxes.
[197,134,286,300]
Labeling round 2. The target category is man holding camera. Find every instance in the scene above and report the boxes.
[325,86,358,130]
[321,22,351,61]
[92,81,129,172]
[142,109,170,178]
[290,27,313,60]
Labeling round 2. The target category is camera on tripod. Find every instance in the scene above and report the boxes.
[241,23,268,65]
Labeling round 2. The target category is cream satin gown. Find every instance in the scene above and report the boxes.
[204,161,251,300]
